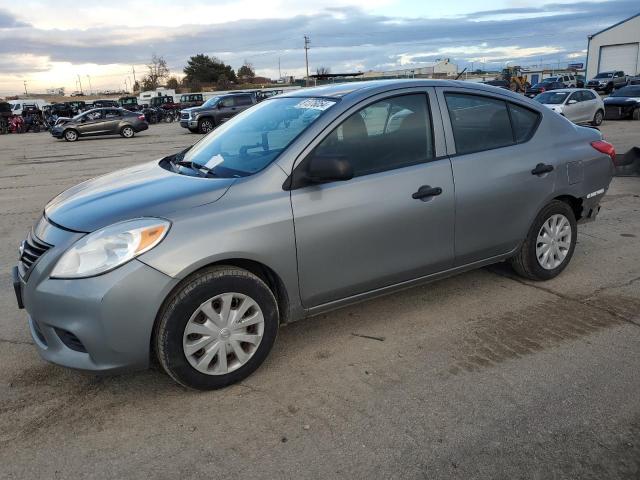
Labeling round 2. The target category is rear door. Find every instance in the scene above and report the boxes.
[102,108,123,134]
[290,88,455,307]
[437,88,554,265]
[234,95,254,114]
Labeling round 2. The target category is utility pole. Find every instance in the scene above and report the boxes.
[304,35,310,87]
[278,57,281,80]
[23,80,28,95]
[77,74,84,95]
[132,65,137,85]
[86,75,93,95]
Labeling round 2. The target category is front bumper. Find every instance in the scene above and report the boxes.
[50,128,63,138]
[588,83,608,91]
[16,220,178,373]
[179,119,198,129]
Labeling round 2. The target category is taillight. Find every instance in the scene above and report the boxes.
[539,87,545,92]
[591,140,616,165]
[138,115,146,121]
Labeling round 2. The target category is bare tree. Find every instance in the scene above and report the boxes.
[142,54,170,90]
[316,66,331,76]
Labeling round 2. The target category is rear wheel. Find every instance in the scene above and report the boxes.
[633,108,640,121]
[510,200,577,281]
[63,129,78,142]
[591,109,604,126]
[120,125,135,138]
[155,266,279,390]
[198,118,214,134]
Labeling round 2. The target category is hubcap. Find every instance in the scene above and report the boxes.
[201,121,212,132]
[124,128,133,137]
[182,292,265,375]
[536,214,572,270]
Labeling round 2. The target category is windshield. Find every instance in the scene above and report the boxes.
[594,73,613,79]
[611,86,640,97]
[535,91,569,104]
[202,96,221,108]
[181,97,337,177]
[545,77,559,82]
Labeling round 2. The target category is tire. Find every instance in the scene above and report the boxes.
[64,129,78,142]
[188,127,199,134]
[591,109,604,126]
[198,118,214,134]
[633,108,640,121]
[155,266,279,390]
[510,200,577,281]
[120,125,135,138]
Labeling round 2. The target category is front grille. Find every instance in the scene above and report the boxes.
[19,230,52,275]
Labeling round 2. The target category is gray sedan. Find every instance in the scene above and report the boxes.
[50,107,149,141]
[14,80,614,389]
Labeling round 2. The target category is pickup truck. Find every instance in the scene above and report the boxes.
[587,71,630,93]
[179,92,256,133]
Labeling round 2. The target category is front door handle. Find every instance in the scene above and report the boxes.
[412,185,442,200]
[531,163,554,175]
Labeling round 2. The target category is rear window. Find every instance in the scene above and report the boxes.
[445,93,540,155]
[235,95,253,106]
[445,93,514,154]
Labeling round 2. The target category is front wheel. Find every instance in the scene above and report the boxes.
[198,118,214,134]
[510,200,577,281]
[155,266,279,390]
[64,129,78,142]
[591,109,604,126]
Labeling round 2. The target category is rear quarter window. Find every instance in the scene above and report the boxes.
[508,103,540,143]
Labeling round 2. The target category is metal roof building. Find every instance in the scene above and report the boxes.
[586,13,640,79]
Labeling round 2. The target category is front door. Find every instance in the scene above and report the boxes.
[438,89,556,265]
[291,91,455,307]
[77,110,105,135]
[218,97,237,123]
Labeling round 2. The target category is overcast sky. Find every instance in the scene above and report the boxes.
[0,0,637,95]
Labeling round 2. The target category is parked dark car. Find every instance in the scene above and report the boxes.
[50,107,148,142]
[180,93,257,133]
[91,99,120,108]
[150,95,178,110]
[525,81,565,98]
[575,75,585,88]
[587,71,630,93]
[0,101,11,134]
[179,93,204,109]
[603,85,640,120]
[119,96,141,111]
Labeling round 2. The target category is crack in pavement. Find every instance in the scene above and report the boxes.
[0,337,33,346]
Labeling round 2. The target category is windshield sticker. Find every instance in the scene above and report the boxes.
[294,99,334,111]
[203,154,225,170]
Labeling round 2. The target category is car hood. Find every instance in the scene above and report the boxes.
[45,160,234,232]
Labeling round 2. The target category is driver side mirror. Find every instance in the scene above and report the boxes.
[567,99,577,105]
[217,103,224,109]
[305,153,353,185]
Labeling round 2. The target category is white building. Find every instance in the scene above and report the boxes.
[586,13,640,79]
[362,59,458,78]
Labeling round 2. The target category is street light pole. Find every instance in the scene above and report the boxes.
[86,75,93,95]
[304,35,310,87]
[23,80,28,96]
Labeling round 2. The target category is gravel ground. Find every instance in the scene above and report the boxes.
[0,120,638,479]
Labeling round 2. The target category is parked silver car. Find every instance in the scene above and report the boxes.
[13,80,615,390]
[534,88,605,126]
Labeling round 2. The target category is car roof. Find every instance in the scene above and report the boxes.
[277,79,527,101]
[549,88,591,93]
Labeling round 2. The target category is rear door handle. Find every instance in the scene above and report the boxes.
[412,185,442,200]
[531,163,554,175]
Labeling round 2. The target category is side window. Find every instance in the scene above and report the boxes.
[445,93,514,154]
[508,103,540,143]
[220,97,235,108]
[235,95,253,106]
[583,90,596,100]
[86,110,103,121]
[104,109,120,118]
[314,94,433,177]
[568,92,581,102]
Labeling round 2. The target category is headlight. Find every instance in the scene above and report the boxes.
[51,218,170,279]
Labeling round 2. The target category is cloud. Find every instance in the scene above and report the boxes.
[0,8,30,27]
[0,0,637,93]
